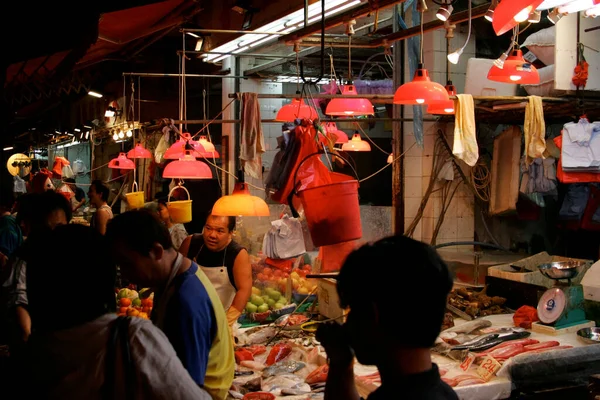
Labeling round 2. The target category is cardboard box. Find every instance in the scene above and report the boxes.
[318,278,346,321]
[487,252,592,288]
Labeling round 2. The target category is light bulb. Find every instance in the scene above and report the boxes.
[416,99,425,104]
[494,52,509,68]
[118,131,124,139]
[447,48,463,64]
[126,130,132,137]
[113,133,119,141]
[436,5,453,21]
[444,107,455,113]
[514,7,532,22]
[510,75,522,81]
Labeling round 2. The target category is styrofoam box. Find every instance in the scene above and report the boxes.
[464,58,518,97]
[318,278,346,322]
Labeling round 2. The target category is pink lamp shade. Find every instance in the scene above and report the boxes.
[394,65,449,105]
[127,144,152,159]
[325,85,375,116]
[492,0,545,36]
[162,154,212,179]
[212,182,270,217]
[164,133,206,160]
[427,81,457,115]
[275,98,319,121]
[341,133,371,152]
[196,136,220,158]
[108,153,135,169]
[487,50,540,84]
[323,122,349,144]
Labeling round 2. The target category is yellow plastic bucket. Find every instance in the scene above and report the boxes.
[125,182,145,209]
[167,185,192,223]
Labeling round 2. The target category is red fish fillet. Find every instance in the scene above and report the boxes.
[439,368,448,376]
[442,377,458,387]
[235,348,254,364]
[525,345,573,354]
[477,339,539,356]
[456,378,486,386]
[266,343,292,366]
[493,345,529,361]
[305,364,329,384]
[523,341,559,351]
[246,345,267,356]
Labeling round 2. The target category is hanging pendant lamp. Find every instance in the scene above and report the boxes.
[164,133,205,160]
[127,143,152,159]
[212,171,270,217]
[492,0,545,36]
[323,122,349,144]
[341,133,371,152]
[163,152,212,179]
[108,152,135,169]
[275,94,319,121]
[394,64,449,105]
[487,49,540,84]
[325,84,374,116]
[197,135,220,158]
[427,81,457,115]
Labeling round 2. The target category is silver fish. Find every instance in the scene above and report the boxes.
[239,326,278,345]
[263,360,306,377]
[442,319,492,334]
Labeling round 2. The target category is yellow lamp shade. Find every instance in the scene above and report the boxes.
[212,182,270,217]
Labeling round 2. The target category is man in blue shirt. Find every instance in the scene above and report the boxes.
[106,210,234,400]
[0,193,22,269]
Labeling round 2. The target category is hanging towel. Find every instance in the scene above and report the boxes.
[524,95,546,165]
[240,92,265,179]
[453,94,478,167]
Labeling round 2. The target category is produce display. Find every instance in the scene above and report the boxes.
[447,287,508,318]
[115,287,153,319]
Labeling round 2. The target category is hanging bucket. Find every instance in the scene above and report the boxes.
[289,152,362,247]
[125,182,145,209]
[167,185,192,223]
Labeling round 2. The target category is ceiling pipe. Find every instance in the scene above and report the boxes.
[284,4,489,49]
[181,28,286,35]
[279,0,403,43]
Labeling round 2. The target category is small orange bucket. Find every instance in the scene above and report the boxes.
[125,182,145,209]
[290,153,362,247]
[167,185,192,223]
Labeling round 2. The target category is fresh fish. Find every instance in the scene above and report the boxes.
[305,364,329,384]
[245,345,267,356]
[442,377,458,387]
[262,374,310,395]
[453,331,531,352]
[477,338,539,357]
[240,360,266,371]
[522,341,559,351]
[235,348,254,363]
[266,342,293,365]
[431,342,468,362]
[450,333,499,349]
[262,360,306,377]
[456,377,486,386]
[441,319,492,335]
[524,345,572,354]
[234,370,254,377]
[228,390,244,399]
[281,387,312,395]
[238,326,278,345]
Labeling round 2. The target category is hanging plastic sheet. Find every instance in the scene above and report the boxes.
[397,1,424,147]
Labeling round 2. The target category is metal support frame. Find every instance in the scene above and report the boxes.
[169,117,440,124]
[392,4,403,235]
[122,72,248,79]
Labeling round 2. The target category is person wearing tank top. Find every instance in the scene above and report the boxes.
[88,180,113,235]
[179,213,252,327]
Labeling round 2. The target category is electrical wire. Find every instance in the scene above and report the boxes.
[358,142,416,183]
[470,159,491,202]
[190,98,236,139]
[353,121,390,155]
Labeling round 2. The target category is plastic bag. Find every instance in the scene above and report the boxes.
[513,305,539,329]
[154,131,170,164]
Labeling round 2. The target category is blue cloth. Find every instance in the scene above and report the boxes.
[559,184,590,220]
[0,215,23,257]
[163,263,217,386]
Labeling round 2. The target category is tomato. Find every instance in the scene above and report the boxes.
[257,272,266,281]
[263,267,273,276]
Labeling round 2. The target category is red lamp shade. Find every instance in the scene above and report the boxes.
[427,82,457,115]
[323,122,349,144]
[164,133,205,160]
[394,65,449,105]
[492,0,545,36]
[196,136,220,158]
[127,144,152,159]
[325,85,374,116]
[163,154,212,179]
[487,50,540,84]
[275,98,318,121]
[212,182,270,217]
[108,152,135,169]
[341,133,371,152]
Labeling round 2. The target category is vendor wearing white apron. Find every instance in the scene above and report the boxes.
[180,214,253,327]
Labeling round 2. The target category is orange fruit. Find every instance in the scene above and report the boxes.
[138,312,148,319]
[140,298,149,307]
[127,308,140,317]
[119,298,131,307]
[119,307,129,314]
[142,306,151,314]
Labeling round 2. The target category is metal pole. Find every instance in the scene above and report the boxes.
[181,28,286,35]
[180,50,295,58]
[122,72,248,79]
[304,0,309,27]
[392,4,404,235]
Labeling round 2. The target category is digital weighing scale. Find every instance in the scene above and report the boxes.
[532,261,596,335]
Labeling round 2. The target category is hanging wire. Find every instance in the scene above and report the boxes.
[353,122,390,155]
[348,35,352,81]
[358,142,417,183]
[203,87,222,192]
[420,11,424,64]
[191,98,236,138]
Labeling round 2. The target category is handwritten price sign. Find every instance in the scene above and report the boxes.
[476,355,502,382]
[459,353,476,372]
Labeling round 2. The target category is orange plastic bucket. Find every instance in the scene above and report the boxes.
[290,152,362,247]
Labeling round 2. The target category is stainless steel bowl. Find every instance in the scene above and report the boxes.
[576,327,600,344]
[537,261,586,280]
